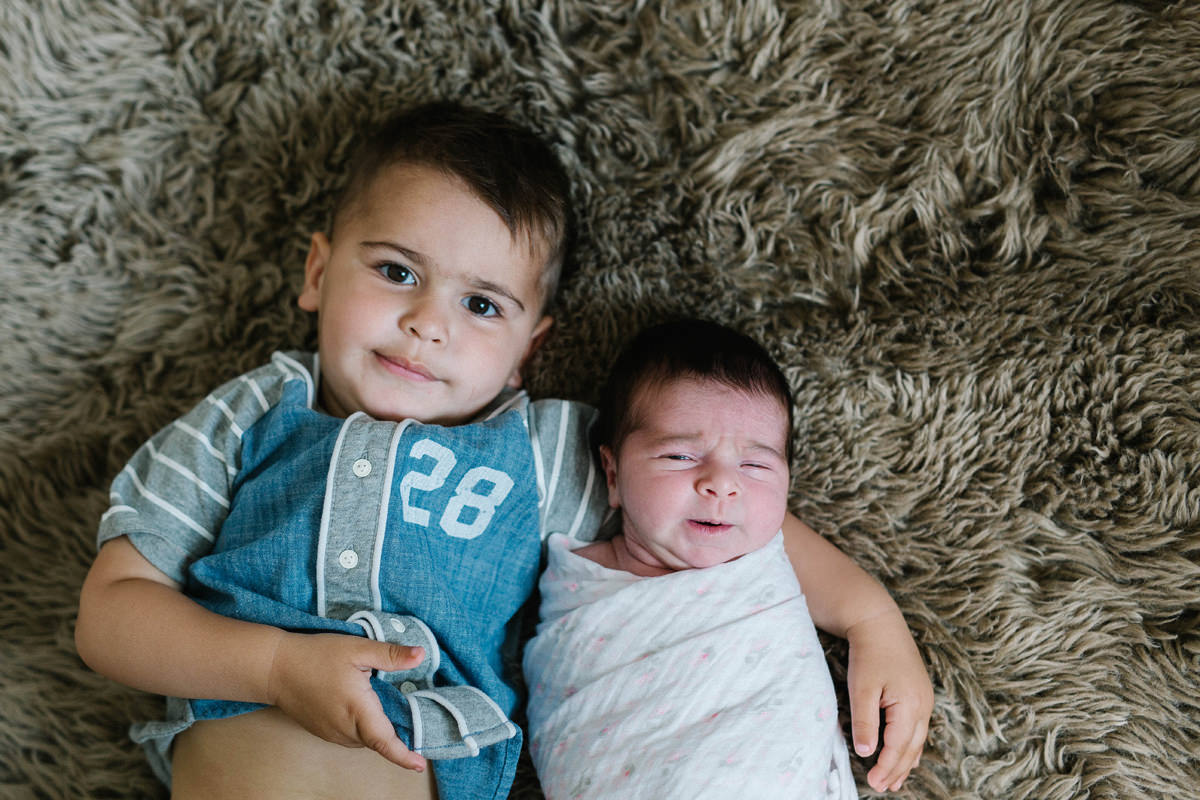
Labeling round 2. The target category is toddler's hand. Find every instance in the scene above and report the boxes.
[266,631,429,772]
[845,609,933,793]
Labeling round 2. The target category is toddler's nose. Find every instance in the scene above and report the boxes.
[401,299,447,343]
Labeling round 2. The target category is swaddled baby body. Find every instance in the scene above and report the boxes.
[523,320,856,799]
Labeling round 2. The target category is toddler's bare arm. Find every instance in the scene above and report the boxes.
[75,536,428,772]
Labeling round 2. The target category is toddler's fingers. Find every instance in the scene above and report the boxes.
[356,706,427,772]
[359,641,426,673]
[383,642,426,670]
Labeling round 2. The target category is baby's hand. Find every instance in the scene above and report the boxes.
[844,609,933,792]
[266,631,428,772]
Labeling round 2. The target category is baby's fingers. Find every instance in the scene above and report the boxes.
[866,703,928,792]
[849,682,882,760]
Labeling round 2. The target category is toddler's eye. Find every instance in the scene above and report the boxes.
[463,295,500,317]
[378,263,415,284]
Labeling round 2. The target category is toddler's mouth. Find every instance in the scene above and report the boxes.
[376,352,437,382]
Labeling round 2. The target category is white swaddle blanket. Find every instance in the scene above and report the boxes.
[523,532,856,800]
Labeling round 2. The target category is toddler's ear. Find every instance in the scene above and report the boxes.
[506,316,555,389]
[298,232,331,311]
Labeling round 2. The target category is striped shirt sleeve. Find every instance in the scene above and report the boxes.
[97,353,314,583]
[525,398,614,546]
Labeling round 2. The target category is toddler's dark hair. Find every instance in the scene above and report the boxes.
[331,101,573,312]
[595,319,795,462]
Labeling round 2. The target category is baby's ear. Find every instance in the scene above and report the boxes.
[599,445,621,509]
[298,232,331,311]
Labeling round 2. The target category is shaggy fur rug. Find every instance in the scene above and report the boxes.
[2,1,1197,798]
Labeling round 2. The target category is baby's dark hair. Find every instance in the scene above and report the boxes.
[595,319,795,462]
[331,101,573,312]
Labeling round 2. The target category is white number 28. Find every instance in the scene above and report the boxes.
[399,438,514,540]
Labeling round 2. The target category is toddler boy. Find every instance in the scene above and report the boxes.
[77,102,608,800]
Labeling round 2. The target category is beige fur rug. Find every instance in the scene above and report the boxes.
[1,1,1197,797]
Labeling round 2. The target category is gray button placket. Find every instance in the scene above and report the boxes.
[317,414,408,619]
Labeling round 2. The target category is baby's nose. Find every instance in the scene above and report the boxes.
[697,466,739,497]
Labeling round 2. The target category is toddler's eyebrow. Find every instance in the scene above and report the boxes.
[468,278,526,313]
[362,240,429,265]
[361,240,525,313]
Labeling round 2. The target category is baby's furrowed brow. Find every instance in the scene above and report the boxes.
[643,433,704,449]
[745,441,787,460]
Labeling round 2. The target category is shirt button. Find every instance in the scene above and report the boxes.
[352,459,372,478]
[400,681,419,695]
[389,618,407,634]
[338,549,359,569]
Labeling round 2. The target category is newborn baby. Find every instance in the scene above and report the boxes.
[523,319,856,799]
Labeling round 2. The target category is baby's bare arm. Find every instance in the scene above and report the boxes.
[781,514,932,793]
[780,513,895,636]
[75,537,428,771]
